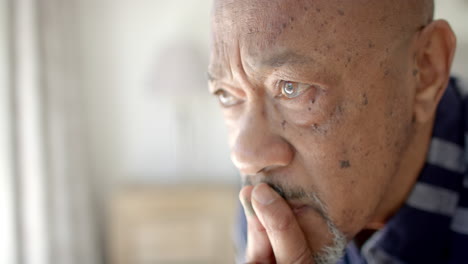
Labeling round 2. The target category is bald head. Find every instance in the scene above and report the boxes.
[209,0,436,80]
[211,0,434,43]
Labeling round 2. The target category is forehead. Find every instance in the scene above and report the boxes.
[212,0,310,46]
[209,0,390,79]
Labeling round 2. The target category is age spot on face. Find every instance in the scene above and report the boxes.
[340,160,351,169]
[281,120,287,130]
[362,93,369,106]
[311,123,327,135]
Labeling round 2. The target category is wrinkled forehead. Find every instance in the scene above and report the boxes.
[209,0,370,80]
[212,0,310,48]
[209,0,394,77]
[209,0,424,83]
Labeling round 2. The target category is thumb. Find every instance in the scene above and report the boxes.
[251,183,314,264]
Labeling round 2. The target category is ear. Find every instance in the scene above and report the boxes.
[412,20,457,123]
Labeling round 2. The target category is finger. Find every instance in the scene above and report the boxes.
[239,185,273,263]
[251,183,314,264]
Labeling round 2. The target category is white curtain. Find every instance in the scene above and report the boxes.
[1,0,101,263]
[0,0,18,263]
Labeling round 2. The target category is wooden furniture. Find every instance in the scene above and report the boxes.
[108,185,238,264]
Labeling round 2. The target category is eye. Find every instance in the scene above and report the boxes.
[214,89,243,107]
[280,81,312,99]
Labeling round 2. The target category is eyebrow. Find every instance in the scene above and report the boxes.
[207,71,217,82]
[207,63,226,82]
[260,50,315,68]
[206,50,316,82]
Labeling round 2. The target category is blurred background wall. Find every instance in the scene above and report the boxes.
[0,0,467,264]
[79,0,237,188]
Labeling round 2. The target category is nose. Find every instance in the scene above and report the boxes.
[230,109,294,175]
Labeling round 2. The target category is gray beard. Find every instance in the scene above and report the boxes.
[312,221,347,264]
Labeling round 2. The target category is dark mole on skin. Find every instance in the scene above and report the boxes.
[282,120,287,130]
[311,123,328,135]
[337,105,344,114]
[340,160,351,169]
[316,8,321,12]
[337,9,345,16]
[412,69,419,76]
[362,93,368,105]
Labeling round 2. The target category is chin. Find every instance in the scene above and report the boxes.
[297,210,348,264]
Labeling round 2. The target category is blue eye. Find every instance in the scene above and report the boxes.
[281,81,312,99]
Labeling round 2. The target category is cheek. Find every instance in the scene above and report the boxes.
[276,87,342,128]
[291,105,401,235]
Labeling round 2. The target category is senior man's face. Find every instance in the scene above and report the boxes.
[209,0,420,258]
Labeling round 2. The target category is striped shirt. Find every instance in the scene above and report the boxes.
[235,78,468,264]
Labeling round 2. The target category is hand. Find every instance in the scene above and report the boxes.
[240,183,315,264]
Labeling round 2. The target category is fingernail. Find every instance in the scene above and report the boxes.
[253,184,277,205]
